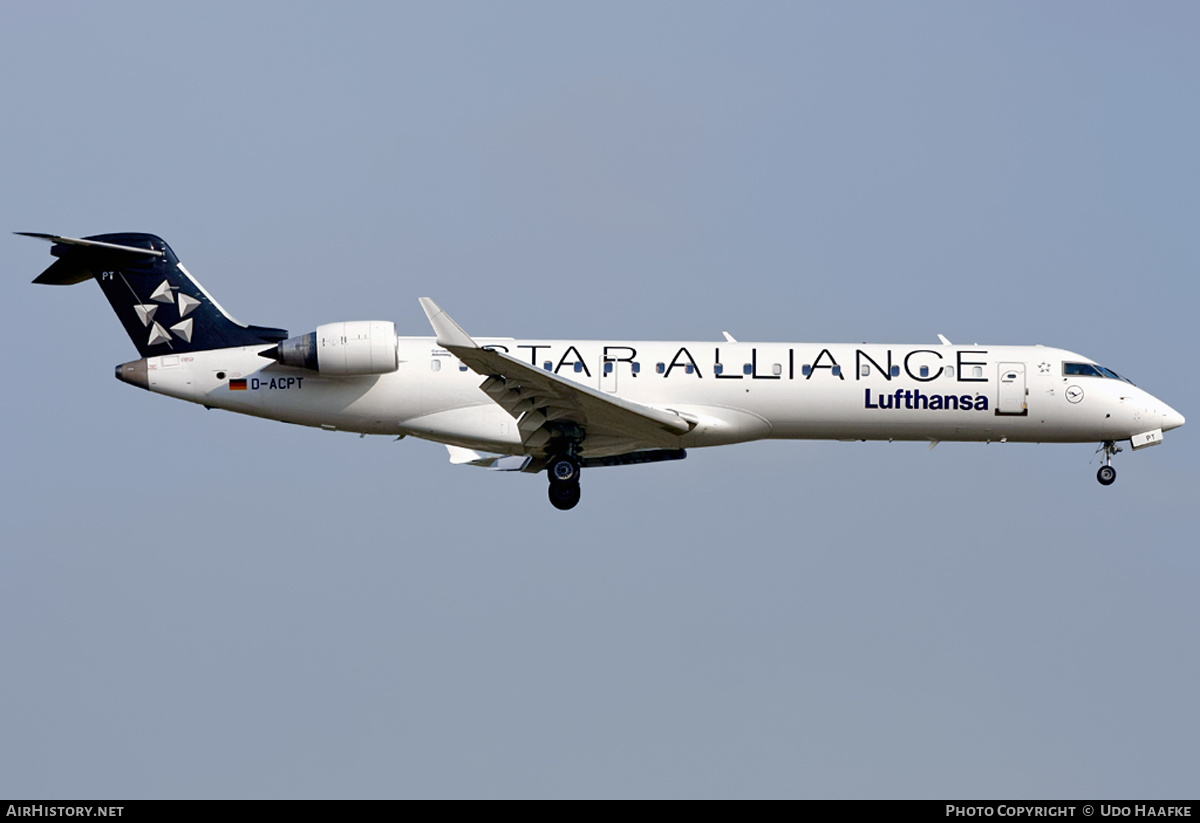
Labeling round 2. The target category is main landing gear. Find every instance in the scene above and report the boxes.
[546,453,582,511]
[1096,440,1121,486]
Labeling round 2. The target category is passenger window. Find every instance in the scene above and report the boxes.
[802,365,812,376]
[604,362,613,375]
[543,361,553,371]
[656,363,665,374]
[890,366,900,377]
[920,366,929,378]
[973,366,983,379]
[714,364,724,375]
[631,362,641,374]
[860,365,870,377]
[573,362,584,373]
[772,363,782,376]
[685,364,695,374]
[459,363,468,372]
[743,364,753,375]
[832,366,842,377]
[431,360,441,372]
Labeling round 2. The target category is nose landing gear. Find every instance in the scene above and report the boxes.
[1096,440,1121,486]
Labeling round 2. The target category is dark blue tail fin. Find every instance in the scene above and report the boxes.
[24,232,288,357]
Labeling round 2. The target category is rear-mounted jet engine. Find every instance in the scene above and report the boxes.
[260,320,399,375]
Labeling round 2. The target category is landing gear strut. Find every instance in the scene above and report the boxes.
[1096,440,1121,486]
[546,449,582,510]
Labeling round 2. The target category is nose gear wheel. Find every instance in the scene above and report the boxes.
[1095,441,1122,486]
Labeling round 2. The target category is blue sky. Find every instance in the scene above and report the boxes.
[2,1,1197,798]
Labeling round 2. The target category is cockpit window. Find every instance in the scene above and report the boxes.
[1063,362,1134,384]
[1064,363,1103,377]
[1096,365,1133,384]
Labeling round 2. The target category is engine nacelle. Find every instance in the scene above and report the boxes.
[261,320,399,375]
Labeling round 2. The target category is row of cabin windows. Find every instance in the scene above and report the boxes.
[431,359,605,374]
[854,364,971,379]
[699,363,971,378]
[429,360,470,372]
[431,359,980,378]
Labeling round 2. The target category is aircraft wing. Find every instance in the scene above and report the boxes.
[419,298,693,452]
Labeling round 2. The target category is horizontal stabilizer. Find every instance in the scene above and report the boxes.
[21,233,167,285]
[19,232,166,256]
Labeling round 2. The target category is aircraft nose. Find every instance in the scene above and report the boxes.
[1162,404,1185,432]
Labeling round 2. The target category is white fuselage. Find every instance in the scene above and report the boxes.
[133,337,1184,457]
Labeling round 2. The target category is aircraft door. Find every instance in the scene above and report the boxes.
[997,362,1027,415]
[600,355,617,393]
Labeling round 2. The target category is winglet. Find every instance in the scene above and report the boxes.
[937,334,952,345]
[419,298,478,350]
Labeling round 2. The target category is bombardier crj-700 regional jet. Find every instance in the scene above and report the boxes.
[24,232,1185,510]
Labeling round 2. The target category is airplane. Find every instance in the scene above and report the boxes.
[23,231,1185,510]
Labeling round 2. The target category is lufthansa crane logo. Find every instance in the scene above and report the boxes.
[1065,385,1084,404]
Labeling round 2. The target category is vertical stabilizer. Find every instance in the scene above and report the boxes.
[24,232,287,356]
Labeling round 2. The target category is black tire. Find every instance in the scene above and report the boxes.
[548,455,580,484]
[1097,465,1117,486]
[548,480,581,510]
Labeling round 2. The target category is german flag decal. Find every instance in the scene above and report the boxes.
[229,378,248,391]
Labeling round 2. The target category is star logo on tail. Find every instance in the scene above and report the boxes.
[136,279,203,347]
